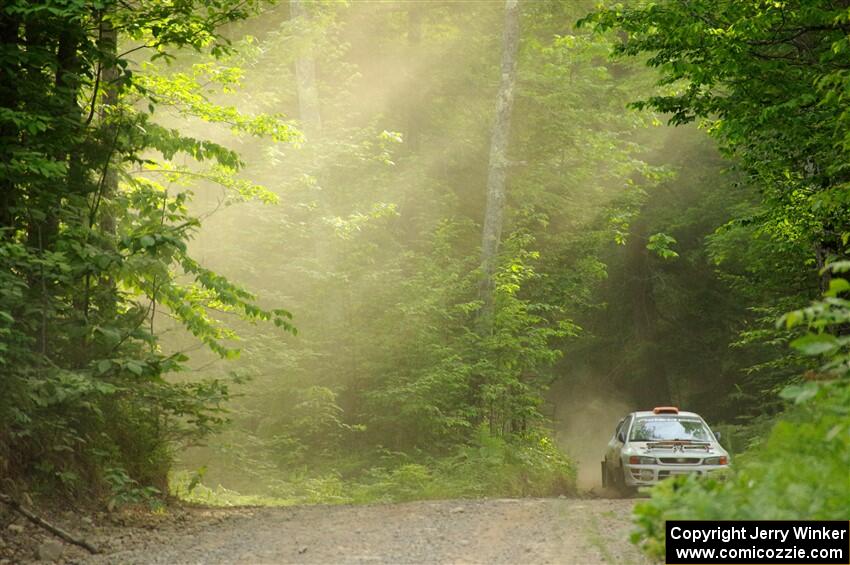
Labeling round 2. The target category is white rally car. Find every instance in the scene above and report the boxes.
[601,406,729,494]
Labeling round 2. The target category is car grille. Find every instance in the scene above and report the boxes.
[659,457,701,464]
[658,470,700,479]
[631,468,704,482]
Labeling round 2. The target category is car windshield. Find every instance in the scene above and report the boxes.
[629,417,711,442]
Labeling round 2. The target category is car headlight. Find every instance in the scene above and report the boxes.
[628,455,656,465]
[704,456,728,465]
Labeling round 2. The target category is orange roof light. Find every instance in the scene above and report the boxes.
[653,406,679,414]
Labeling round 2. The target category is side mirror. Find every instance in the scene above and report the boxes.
[617,431,626,443]
[714,430,722,440]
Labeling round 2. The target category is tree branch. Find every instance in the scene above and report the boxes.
[0,493,99,554]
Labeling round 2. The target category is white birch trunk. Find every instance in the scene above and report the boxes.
[291,0,322,136]
[479,0,520,327]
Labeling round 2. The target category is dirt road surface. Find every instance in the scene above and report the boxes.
[71,497,648,565]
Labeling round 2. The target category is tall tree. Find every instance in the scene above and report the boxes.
[290,0,322,135]
[405,1,423,152]
[478,0,520,327]
[0,0,297,497]
[583,1,850,295]
[97,13,119,234]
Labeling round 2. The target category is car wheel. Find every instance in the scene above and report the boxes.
[616,467,634,498]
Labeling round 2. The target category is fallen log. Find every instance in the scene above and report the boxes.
[0,492,99,554]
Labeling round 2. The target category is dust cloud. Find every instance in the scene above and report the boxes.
[551,385,632,491]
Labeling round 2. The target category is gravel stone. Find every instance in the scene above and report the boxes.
[36,541,63,562]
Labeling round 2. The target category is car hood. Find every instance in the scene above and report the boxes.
[624,441,728,457]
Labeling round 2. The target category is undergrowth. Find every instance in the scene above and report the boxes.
[171,430,575,506]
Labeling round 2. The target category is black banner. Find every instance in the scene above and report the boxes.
[666,521,849,564]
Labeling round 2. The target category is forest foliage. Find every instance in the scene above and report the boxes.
[166,0,670,502]
[581,0,850,554]
[0,0,297,503]
[1,0,847,532]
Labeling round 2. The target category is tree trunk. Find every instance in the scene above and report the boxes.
[405,2,422,153]
[478,0,520,329]
[29,28,80,356]
[99,15,119,235]
[290,0,322,136]
[79,14,121,331]
[0,13,19,233]
[814,242,833,294]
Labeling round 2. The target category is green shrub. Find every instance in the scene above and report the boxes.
[351,464,436,503]
[434,428,576,498]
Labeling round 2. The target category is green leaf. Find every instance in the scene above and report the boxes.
[95,327,121,345]
[790,333,840,356]
[825,261,850,274]
[778,382,819,404]
[646,233,679,260]
[826,278,850,297]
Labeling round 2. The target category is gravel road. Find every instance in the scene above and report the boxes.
[69,497,648,565]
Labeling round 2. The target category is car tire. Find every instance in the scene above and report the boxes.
[616,467,635,498]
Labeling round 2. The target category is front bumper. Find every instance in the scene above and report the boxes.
[623,463,727,486]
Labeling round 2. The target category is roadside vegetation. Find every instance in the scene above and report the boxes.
[583,1,850,556]
[173,430,573,506]
[630,276,850,559]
